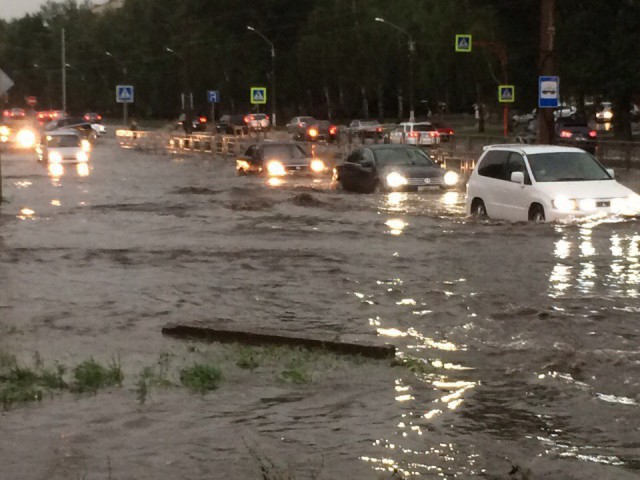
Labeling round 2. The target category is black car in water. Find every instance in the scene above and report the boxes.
[217,114,249,134]
[236,142,329,177]
[555,117,597,154]
[297,120,337,142]
[44,117,96,140]
[335,145,459,193]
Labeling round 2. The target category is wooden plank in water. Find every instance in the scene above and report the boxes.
[162,323,396,360]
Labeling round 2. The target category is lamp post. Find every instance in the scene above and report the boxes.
[375,17,415,122]
[105,51,129,126]
[247,26,276,127]
[165,47,192,113]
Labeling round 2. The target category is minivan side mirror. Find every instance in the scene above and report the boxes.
[510,171,525,184]
[606,168,615,178]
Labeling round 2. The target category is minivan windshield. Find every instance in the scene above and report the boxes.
[527,151,612,182]
[47,135,81,148]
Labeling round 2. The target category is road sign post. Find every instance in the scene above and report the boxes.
[250,87,267,105]
[498,85,515,137]
[116,85,134,127]
[0,69,13,204]
[207,90,220,131]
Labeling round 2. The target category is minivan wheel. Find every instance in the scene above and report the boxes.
[530,205,546,223]
[472,199,487,217]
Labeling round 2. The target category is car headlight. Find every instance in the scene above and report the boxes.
[76,151,88,163]
[17,129,36,148]
[552,196,577,212]
[48,151,62,164]
[386,172,408,188]
[0,126,9,137]
[578,198,596,211]
[308,128,318,138]
[81,139,92,152]
[310,159,326,173]
[266,160,286,177]
[443,171,459,186]
[604,111,613,120]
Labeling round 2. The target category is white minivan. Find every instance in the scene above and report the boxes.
[466,144,640,222]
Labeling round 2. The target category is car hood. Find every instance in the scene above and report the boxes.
[535,179,634,199]
[379,164,444,178]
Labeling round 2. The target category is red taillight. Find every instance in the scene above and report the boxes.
[199,116,207,123]
[559,130,572,138]
[376,127,382,132]
[97,115,102,121]
[589,130,597,138]
[329,126,337,135]
[265,115,269,121]
[408,132,419,138]
[2,110,8,117]
[243,115,250,123]
[84,115,90,121]
[429,131,440,138]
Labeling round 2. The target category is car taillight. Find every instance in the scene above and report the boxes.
[243,115,250,123]
[199,116,207,123]
[589,130,597,138]
[84,115,90,121]
[329,126,337,135]
[559,130,573,138]
[97,115,102,121]
[408,132,419,138]
[429,131,439,138]
[376,127,382,132]
[265,115,269,121]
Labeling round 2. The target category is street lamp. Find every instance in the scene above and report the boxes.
[105,51,129,126]
[375,17,415,122]
[247,25,277,127]
[165,47,192,113]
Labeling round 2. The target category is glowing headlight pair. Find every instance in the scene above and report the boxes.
[553,196,594,212]
[48,151,89,163]
[17,129,36,148]
[266,159,326,176]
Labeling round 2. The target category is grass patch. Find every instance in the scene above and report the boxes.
[391,355,436,375]
[72,357,123,393]
[180,363,223,393]
[0,353,68,409]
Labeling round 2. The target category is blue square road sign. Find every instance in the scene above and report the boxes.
[116,85,134,103]
[539,76,559,108]
[207,90,220,103]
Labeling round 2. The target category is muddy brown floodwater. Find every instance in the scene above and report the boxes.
[1,138,639,479]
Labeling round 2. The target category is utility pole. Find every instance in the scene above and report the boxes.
[61,27,66,113]
[538,0,556,144]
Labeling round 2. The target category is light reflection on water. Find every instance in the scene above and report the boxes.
[549,225,640,298]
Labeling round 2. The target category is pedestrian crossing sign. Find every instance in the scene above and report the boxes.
[455,34,472,52]
[116,85,134,103]
[250,87,267,104]
[498,85,515,103]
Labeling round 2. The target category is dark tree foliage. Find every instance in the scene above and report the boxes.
[0,0,638,136]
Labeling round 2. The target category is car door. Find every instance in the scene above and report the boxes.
[498,152,533,221]
[474,150,509,218]
[339,149,370,191]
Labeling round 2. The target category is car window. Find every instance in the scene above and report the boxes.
[47,135,81,148]
[346,150,364,164]
[362,149,374,164]
[527,151,612,182]
[477,150,509,180]
[505,152,531,184]
[374,147,436,167]
[413,124,435,132]
[262,144,306,160]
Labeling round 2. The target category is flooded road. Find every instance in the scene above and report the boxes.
[1,139,639,479]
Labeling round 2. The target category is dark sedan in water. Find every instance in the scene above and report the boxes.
[236,142,330,177]
[335,145,459,193]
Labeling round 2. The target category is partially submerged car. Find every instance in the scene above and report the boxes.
[36,129,90,164]
[334,145,459,193]
[466,144,640,222]
[236,142,329,177]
